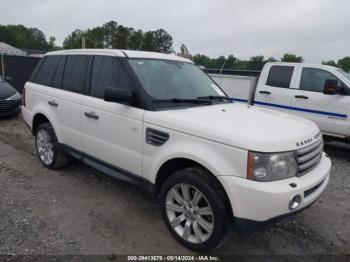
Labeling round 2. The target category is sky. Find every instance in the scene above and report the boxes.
[1,0,349,63]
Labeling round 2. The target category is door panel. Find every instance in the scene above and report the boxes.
[82,96,144,175]
[81,55,144,175]
[292,91,349,135]
[31,55,83,151]
[254,65,297,114]
[291,66,350,136]
[49,89,83,150]
[31,84,83,151]
[58,55,92,150]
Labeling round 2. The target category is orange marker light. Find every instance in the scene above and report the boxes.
[247,152,255,180]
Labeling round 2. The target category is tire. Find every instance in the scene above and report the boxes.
[35,122,70,169]
[160,167,231,252]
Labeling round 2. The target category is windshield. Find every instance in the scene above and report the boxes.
[338,69,350,81]
[128,59,226,101]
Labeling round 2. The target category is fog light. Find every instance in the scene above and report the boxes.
[289,195,302,210]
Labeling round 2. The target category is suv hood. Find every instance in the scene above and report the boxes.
[0,81,17,99]
[144,103,320,152]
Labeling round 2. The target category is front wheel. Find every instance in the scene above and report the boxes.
[160,167,231,252]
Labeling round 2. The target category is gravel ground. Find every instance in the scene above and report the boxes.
[0,114,349,256]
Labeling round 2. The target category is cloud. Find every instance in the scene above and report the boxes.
[1,0,349,62]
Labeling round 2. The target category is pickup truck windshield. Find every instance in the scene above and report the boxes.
[128,59,226,103]
[338,70,350,81]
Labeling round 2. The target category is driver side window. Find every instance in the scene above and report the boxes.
[300,68,342,93]
[90,56,131,99]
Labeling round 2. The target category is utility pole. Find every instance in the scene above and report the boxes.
[220,62,226,75]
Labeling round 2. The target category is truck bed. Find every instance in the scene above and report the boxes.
[207,71,259,104]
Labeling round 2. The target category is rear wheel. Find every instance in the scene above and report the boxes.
[160,167,231,252]
[35,122,70,169]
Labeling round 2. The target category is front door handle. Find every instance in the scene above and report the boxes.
[84,112,99,120]
[259,90,271,95]
[295,95,309,99]
[48,100,58,107]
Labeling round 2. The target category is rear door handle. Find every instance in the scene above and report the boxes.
[84,112,99,120]
[259,91,271,95]
[295,95,309,99]
[48,100,58,107]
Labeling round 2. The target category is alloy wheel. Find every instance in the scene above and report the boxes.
[36,129,54,165]
[165,183,214,244]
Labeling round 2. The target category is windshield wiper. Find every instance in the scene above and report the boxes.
[197,95,232,102]
[152,98,212,105]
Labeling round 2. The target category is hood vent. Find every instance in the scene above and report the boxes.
[146,128,169,147]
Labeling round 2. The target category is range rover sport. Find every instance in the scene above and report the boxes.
[22,49,331,252]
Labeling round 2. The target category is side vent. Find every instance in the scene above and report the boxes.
[146,128,169,147]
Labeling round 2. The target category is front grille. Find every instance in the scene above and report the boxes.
[297,138,323,176]
[146,128,169,147]
[0,99,20,113]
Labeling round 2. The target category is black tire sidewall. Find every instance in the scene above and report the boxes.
[35,123,59,169]
[160,168,229,252]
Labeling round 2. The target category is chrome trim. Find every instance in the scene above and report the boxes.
[297,139,323,176]
[299,154,322,171]
[298,144,323,163]
[297,139,322,155]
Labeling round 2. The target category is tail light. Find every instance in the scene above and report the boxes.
[22,87,26,107]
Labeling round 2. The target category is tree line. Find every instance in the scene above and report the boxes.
[0,24,56,51]
[322,58,350,73]
[193,54,350,72]
[0,22,349,72]
[62,21,173,53]
[0,21,174,53]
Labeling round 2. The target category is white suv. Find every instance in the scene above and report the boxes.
[22,49,331,251]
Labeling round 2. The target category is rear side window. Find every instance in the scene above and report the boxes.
[62,55,91,94]
[29,57,45,83]
[90,56,131,99]
[51,56,66,88]
[34,56,61,86]
[266,66,294,88]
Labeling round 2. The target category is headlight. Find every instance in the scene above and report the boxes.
[248,151,298,182]
[6,92,21,101]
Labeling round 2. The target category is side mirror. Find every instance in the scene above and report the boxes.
[104,87,135,103]
[323,79,338,95]
[338,85,350,96]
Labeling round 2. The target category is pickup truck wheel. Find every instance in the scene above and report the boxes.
[160,167,230,252]
[35,122,70,169]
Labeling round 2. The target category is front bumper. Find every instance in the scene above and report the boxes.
[0,99,21,116]
[218,152,331,227]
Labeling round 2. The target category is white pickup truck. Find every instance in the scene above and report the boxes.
[210,63,350,141]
